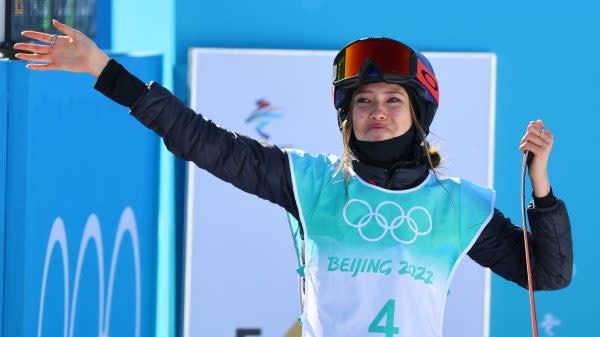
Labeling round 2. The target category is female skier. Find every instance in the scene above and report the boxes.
[14,20,573,337]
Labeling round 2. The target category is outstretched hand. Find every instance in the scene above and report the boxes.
[13,19,110,77]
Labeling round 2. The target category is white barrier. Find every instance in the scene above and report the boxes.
[185,48,496,337]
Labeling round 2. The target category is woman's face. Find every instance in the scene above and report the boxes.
[351,82,413,142]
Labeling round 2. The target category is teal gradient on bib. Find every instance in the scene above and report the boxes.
[288,149,494,336]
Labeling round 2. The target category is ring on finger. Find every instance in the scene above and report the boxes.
[539,126,544,137]
[48,34,58,52]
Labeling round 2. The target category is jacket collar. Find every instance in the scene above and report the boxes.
[351,159,429,190]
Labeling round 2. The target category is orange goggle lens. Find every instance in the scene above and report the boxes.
[333,39,414,82]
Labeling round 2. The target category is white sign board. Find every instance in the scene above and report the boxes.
[185,48,496,337]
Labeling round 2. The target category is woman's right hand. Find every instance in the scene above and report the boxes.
[13,19,110,78]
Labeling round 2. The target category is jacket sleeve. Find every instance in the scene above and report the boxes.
[93,59,300,220]
[467,196,573,291]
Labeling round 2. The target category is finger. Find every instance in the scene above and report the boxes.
[522,132,550,147]
[519,142,529,153]
[14,53,53,63]
[541,129,554,140]
[526,125,551,142]
[535,120,546,133]
[528,124,550,138]
[26,63,57,71]
[536,119,544,128]
[527,122,552,136]
[529,126,554,145]
[52,19,79,38]
[527,123,544,133]
[13,43,52,54]
[520,141,544,155]
[529,120,550,137]
[523,125,549,141]
[521,135,548,150]
[21,31,54,44]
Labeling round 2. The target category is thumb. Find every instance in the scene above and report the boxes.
[52,19,77,37]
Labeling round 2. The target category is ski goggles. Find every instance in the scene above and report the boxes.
[332,37,439,104]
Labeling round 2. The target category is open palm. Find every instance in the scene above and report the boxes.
[13,19,109,77]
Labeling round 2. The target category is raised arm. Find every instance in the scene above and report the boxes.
[104,61,301,217]
[469,120,573,291]
[14,19,301,219]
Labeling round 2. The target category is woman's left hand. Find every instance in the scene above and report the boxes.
[519,119,553,197]
[14,19,109,77]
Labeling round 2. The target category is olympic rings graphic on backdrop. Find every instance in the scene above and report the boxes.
[342,199,432,244]
[37,207,141,337]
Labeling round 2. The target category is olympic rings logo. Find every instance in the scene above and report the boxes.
[37,207,141,337]
[342,199,432,244]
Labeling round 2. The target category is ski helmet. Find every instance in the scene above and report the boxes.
[332,37,439,137]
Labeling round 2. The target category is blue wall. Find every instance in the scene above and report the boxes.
[0,60,7,337]
[95,0,112,49]
[2,55,162,337]
[110,1,178,337]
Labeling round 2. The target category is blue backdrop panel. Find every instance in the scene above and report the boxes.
[0,60,7,337]
[3,54,162,337]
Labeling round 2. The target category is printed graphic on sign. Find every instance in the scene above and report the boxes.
[37,207,141,337]
[245,98,283,140]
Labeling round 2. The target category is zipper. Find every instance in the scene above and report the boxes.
[384,161,406,189]
[384,166,399,189]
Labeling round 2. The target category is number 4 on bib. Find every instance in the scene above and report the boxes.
[368,299,399,337]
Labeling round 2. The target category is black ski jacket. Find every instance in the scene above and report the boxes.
[94,59,573,291]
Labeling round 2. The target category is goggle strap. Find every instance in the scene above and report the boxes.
[416,59,439,104]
